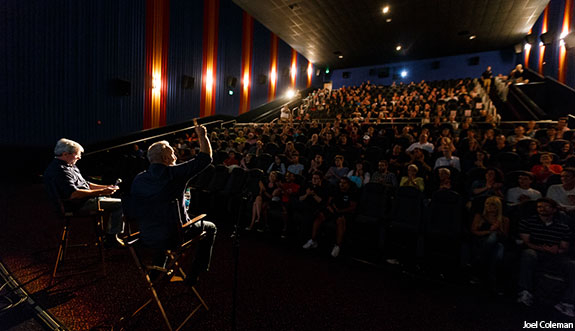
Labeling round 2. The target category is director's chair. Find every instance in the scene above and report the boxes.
[117,200,209,331]
[45,180,107,285]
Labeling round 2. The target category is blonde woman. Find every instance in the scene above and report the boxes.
[399,164,424,192]
[470,196,509,290]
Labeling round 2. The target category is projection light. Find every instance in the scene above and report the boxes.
[400,70,407,78]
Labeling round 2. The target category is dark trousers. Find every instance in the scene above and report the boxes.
[518,248,575,303]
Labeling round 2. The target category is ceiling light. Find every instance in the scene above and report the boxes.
[401,70,407,78]
[382,6,389,14]
[338,55,343,59]
[386,18,392,23]
[469,35,476,40]
[524,43,531,51]
[396,45,402,51]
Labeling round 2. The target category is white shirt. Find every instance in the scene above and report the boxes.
[434,156,461,171]
[506,187,542,205]
[546,184,575,211]
[406,142,434,154]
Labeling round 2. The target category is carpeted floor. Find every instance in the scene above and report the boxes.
[1,181,572,330]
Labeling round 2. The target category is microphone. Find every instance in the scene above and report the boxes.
[114,178,123,187]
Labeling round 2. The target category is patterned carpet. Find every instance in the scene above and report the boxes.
[1,181,572,330]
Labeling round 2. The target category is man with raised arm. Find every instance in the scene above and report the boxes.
[130,121,216,285]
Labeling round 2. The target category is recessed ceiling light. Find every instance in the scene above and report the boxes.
[382,6,390,14]
[338,55,343,59]
[469,35,476,40]
[396,45,402,51]
[386,18,392,23]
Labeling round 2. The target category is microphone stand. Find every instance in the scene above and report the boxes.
[231,192,250,331]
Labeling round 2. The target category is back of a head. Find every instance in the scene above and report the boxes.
[147,141,171,163]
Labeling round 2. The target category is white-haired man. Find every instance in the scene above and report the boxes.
[130,123,215,285]
[44,138,123,241]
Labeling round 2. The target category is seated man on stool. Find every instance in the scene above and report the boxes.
[130,122,216,285]
[44,138,123,243]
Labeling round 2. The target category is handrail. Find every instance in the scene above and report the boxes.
[508,85,546,120]
[85,119,223,156]
[221,119,237,128]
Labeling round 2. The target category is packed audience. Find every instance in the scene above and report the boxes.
[125,79,575,316]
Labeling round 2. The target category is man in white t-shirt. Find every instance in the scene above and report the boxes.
[546,168,575,212]
[406,133,434,154]
[433,147,461,171]
[506,172,542,206]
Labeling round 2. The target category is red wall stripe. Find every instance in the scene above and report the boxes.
[240,12,253,114]
[144,0,170,129]
[290,48,297,87]
[268,33,278,101]
[200,0,220,118]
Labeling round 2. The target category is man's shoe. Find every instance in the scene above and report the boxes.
[331,245,340,258]
[554,302,575,317]
[302,239,318,249]
[517,290,534,307]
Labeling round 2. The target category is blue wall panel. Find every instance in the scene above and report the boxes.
[277,40,292,96]
[166,0,204,123]
[251,22,271,108]
[1,0,146,146]
[215,0,243,116]
[331,49,517,89]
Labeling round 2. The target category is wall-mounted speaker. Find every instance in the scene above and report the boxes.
[468,56,480,66]
[257,74,267,85]
[226,76,238,88]
[342,72,351,79]
[369,68,377,76]
[182,75,194,89]
[525,34,537,44]
[514,43,523,54]
[564,32,575,49]
[378,67,389,78]
[109,79,131,96]
[540,32,554,45]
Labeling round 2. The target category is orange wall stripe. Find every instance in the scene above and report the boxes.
[200,0,219,118]
[559,0,572,83]
[290,49,297,87]
[240,12,253,114]
[539,6,549,75]
[268,33,278,101]
[144,0,170,129]
[538,46,546,75]
[307,61,313,88]
[542,5,549,34]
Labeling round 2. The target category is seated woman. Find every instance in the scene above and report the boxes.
[530,152,562,186]
[399,164,425,192]
[247,171,282,231]
[283,141,298,159]
[471,167,504,201]
[347,161,370,188]
[267,155,286,175]
[470,196,509,290]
